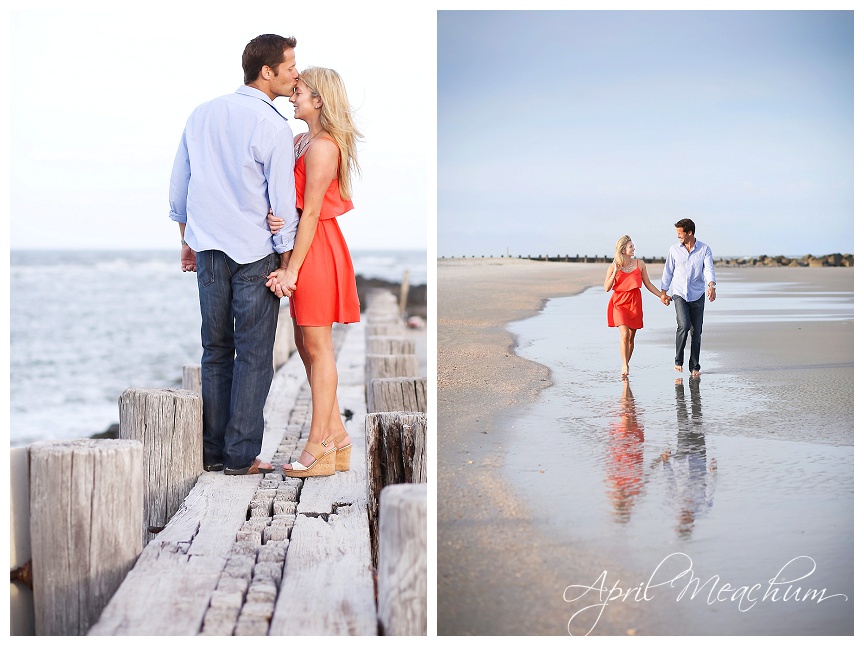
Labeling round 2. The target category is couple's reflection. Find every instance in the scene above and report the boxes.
[605,377,717,535]
[605,379,644,523]
[658,378,718,538]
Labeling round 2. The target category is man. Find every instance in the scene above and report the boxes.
[169,34,300,475]
[659,218,717,378]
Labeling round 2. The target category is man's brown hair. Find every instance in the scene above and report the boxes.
[675,218,695,234]
[242,34,297,84]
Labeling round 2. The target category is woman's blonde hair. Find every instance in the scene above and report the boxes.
[300,66,363,200]
[613,235,632,268]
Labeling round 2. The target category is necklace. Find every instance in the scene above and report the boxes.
[294,128,326,159]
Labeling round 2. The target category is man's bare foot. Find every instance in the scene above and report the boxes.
[674,365,683,372]
[691,370,701,378]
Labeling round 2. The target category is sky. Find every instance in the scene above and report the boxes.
[438,8,855,259]
[7,1,433,251]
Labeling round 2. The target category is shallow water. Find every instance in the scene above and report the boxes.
[503,277,853,635]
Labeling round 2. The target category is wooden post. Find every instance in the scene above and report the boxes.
[398,270,410,316]
[365,412,427,569]
[366,336,416,356]
[273,304,295,371]
[367,377,427,413]
[10,447,35,636]
[118,388,203,545]
[28,439,144,636]
[365,323,405,338]
[365,354,420,396]
[182,364,201,395]
[377,483,427,636]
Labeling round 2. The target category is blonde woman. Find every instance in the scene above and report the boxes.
[604,235,667,379]
[266,67,363,477]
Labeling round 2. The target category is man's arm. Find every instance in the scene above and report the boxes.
[267,127,298,254]
[179,223,196,272]
[169,131,195,272]
[704,246,716,302]
[660,249,675,304]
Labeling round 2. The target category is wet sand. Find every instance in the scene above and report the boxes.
[437,259,853,636]
[438,258,616,635]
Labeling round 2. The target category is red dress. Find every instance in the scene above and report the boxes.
[607,266,643,329]
[289,145,361,326]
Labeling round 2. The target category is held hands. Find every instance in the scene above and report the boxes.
[660,292,671,306]
[181,244,197,272]
[267,208,285,235]
[266,266,298,298]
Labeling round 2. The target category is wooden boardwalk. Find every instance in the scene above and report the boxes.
[90,321,378,635]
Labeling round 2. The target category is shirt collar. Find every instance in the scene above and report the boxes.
[235,85,288,120]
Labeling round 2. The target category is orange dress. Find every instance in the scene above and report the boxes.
[607,266,643,329]
[289,146,361,326]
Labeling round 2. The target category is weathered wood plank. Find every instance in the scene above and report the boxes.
[378,483,427,635]
[89,472,262,635]
[269,506,377,635]
[29,439,143,636]
[118,387,203,545]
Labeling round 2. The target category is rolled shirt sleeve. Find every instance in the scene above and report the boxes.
[703,245,716,286]
[266,127,299,253]
[168,131,190,223]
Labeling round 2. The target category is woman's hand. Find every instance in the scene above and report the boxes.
[267,208,285,234]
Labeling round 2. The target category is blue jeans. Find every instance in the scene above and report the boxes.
[197,250,280,470]
[673,293,705,372]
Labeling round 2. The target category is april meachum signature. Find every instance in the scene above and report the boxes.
[563,553,848,636]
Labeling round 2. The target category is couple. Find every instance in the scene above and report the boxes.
[169,34,362,478]
[605,219,717,380]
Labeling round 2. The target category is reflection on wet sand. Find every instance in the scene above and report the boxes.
[605,379,644,523]
[653,377,717,539]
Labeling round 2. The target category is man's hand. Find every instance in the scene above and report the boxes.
[266,266,298,298]
[707,284,716,302]
[181,244,197,272]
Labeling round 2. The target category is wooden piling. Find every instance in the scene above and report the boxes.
[182,364,201,395]
[366,335,416,356]
[365,412,427,569]
[118,387,203,545]
[28,439,143,636]
[367,377,427,413]
[364,354,420,394]
[377,483,427,635]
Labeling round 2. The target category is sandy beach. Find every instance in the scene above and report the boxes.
[437,258,853,636]
[438,258,613,635]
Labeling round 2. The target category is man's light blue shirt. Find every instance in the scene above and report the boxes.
[660,239,716,301]
[169,86,297,264]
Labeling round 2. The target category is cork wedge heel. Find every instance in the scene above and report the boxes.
[283,435,337,478]
[333,430,352,472]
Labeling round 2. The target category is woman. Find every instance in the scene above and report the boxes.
[604,235,666,379]
[266,67,363,477]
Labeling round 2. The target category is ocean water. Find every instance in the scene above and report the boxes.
[9,248,426,448]
[503,271,853,635]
